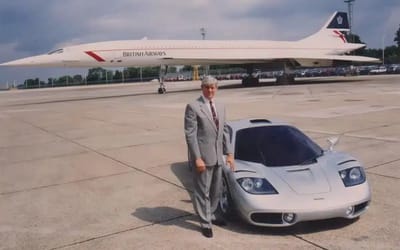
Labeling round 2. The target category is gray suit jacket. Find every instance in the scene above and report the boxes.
[184,96,233,166]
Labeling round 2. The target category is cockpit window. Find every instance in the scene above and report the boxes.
[48,49,64,55]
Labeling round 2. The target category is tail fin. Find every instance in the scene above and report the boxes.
[325,12,349,30]
[300,11,351,45]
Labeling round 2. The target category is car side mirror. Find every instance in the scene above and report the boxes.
[327,137,339,151]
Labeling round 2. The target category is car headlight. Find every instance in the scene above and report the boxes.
[237,177,278,194]
[339,167,366,187]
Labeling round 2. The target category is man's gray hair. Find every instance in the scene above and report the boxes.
[201,75,218,86]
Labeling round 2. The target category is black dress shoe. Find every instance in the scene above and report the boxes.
[212,219,227,226]
[201,228,213,238]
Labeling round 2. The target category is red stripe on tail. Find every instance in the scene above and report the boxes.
[333,30,347,43]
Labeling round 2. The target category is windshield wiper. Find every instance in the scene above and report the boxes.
[259,150,267,166]
[300,150,323,165]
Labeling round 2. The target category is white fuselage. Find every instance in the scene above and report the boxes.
[3,39,363,68]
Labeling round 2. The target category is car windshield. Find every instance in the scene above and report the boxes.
[235,125,323,167]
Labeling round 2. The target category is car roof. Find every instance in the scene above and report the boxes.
[227,118,289,132]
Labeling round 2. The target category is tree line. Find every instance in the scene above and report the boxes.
[22,65,215,88]
[348,25,400,64]
[23,66,173,88]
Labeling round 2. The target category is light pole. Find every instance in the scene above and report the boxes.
[344,0,355,43]
[200,27,209,75]
[382,34,385,65]
[200,27,206,40]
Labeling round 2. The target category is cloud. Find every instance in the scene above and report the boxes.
[0,0,399,84]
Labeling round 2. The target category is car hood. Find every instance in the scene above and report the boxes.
[234,157,334,195]
[270,163,331,194]
[233,152,360,195]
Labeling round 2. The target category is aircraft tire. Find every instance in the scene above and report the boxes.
[158,87,166,94]
[241,77,259,86]
[276,74,295,84]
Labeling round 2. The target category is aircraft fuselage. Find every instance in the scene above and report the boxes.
[2,40,362,68]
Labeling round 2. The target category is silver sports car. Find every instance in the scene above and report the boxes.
[220,119,371,227]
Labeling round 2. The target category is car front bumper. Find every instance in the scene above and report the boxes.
[229,179,371,227]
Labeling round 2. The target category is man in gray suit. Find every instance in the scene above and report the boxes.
[184,75,235,238]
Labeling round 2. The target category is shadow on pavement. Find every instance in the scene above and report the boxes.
[131,206,200,233]
[170,161,194,194]
[131,161,200,233]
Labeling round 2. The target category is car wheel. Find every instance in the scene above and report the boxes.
[219,175,234,217]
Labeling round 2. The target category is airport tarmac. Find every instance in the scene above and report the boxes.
[0,75,399,250]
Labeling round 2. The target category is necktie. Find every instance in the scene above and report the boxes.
[209,100,219,128]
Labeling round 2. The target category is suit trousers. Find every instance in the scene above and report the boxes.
[192,164,222,229]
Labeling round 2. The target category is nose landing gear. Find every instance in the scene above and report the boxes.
[157,65,168,94]
[158,84,166,94]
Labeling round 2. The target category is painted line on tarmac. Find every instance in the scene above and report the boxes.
[0,171,133,196]
[49,213,195,250]
[292,105,400,118]
[12,115,190,193]
[293,235,328,250]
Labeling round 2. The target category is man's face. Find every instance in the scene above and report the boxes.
[202,83,217,100]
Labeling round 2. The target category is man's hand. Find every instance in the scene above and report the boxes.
[195,158,206,173]
[226,154,235,171]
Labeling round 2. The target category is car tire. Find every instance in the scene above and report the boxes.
[219,175,234,218]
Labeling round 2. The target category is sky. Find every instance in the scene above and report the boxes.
[0,0,399,87]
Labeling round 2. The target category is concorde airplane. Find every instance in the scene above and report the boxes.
[1,11,378,94]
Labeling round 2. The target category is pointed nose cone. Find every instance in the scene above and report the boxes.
[0,54,60,67]
[2,56,41,66]
[1,58,32,66]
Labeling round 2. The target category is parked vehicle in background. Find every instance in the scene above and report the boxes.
[369,66,387,75]
[358,66,372,75]
[335,67,349,76]
[387,64,400,74]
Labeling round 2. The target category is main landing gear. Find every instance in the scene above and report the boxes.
[276,73,295,84]
[241,65,260,86]
[276,63,296,84]
[241,75,260,86]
